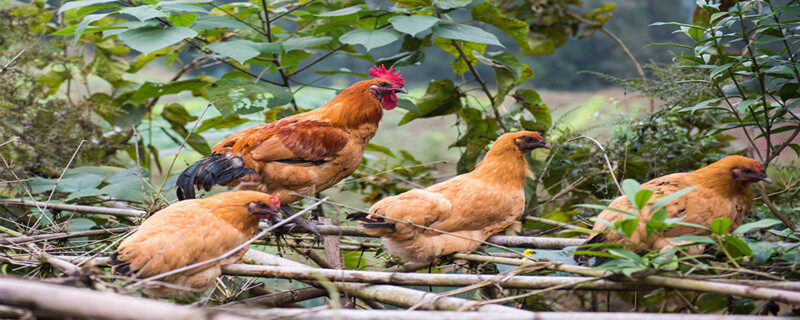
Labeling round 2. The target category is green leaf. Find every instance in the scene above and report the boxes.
[723,235,752,257]
[59,0,118,13]
[621,179,642,209]
[65,188,105,201]
[190,15,248,30]
[56,174,104,193]
[205,79,292,116]
[118,26,198,55]
[131,79,209,102]
[99,175,152,202]
[119,5,167,21]
[607,248,645,265]
[732,219,782,235]
[615,218,639,238]
[634,189,654,211]
[365,143,396,158]
[389,15,439,37]
[470,2,529,53]
[513,89,550,134]
[196,114,250,133]
[669,235,716,244]
[160,3,208,13]
[710,217,733,235]
[167,13,198,27]
[696,294,727,313]
[432,0,470,9]
[433,22,503,47]
[75,12,112,42]
[161,103,197,126]
[399,79,462,125]
[340,29,402,51]
[282,36,332,52]
[316,5,362,17]
[650,187,694,213]
[204,40,261,64]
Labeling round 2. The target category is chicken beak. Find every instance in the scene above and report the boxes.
[542,142,552,149]
[760,176,772,183]
[393,87,407,94]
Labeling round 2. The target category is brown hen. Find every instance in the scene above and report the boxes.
[348,131,551,263]
[110,191,281,298]
[574,155,770,266]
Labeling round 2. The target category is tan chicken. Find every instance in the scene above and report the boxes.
[574,155,771,266]
[110,191,281,298]
[348,131,551,263]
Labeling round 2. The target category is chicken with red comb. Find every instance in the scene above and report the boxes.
[175,66,406,237]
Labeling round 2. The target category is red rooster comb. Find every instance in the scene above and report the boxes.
[269,196,280,206]
[369,65,404,87]
[755,161,764,172]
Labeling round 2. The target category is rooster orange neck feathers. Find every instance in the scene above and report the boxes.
[317,66,405,128]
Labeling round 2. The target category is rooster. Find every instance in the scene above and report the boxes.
[176,66,405,235]
[574,155,771,266]
[348,131,551,263]
[110,191,281,298]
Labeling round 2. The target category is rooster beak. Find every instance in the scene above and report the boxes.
[393,87,407,94]
[760,176,772,183]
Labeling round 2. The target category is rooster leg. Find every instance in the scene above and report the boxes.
[278,205,324,242]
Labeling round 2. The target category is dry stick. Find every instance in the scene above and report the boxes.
[221,264,644,291]
[241,249,530,313]
[223,286,328,308]
[452,253,800,305]
[0,49,25,74]
[128,197,328,290]
[0,227,131,245]
[0,277,249,320]
[222,308,799,320]
[756,183,797,230]
[0,199,145,217]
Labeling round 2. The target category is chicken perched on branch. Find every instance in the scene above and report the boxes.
[348,131,551,263]
[110,191,281,298]
[574,155,771,266]
[176,66,406,222]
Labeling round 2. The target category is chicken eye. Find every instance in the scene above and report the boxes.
[379,82,390,87]
[742,168,753,173]
[523,136,533,142]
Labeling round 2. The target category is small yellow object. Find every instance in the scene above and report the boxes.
[521,249,535,260]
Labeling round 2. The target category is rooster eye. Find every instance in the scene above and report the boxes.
[379,82,390,87]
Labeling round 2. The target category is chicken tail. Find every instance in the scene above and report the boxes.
[572,234,610,267]
[176,153,255,200]
[346,212,396,231]
[109,251,132,276]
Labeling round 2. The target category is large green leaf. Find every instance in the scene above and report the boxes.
[471,2,530,53]
[513,89,551,133]
[316,5,362,17]
[74,12,113,42]
[433,22,503,47]
[190,15,248,30]
[118,26,198,55]
[340,29,402,51]
[119,5,167,21]
[732,219,782,235]
[389,15,439,37]
[204,39,261,64]
[131,79,210,102]
[399,79,462,125]
[59,0,119,13]
[710,217,733,235]
[432,0,470,9]
[205,79,293,116]
[282,36,332,52]
[196,114,250,133]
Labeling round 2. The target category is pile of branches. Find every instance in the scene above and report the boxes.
[0,198,798,320]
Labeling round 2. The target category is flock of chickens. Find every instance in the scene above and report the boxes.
[109,66,772,298]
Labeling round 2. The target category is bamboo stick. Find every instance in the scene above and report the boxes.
[224,286,328,308]
[240,249,531,313]
[0,277,248,320]
[221,308,792,320]
[0,227,132,245]
[0,199,146,217]
[453,253,800,305]
[222,264,647,290]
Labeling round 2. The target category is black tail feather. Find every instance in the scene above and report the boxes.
[573,234,609,267]
[109,252,131,276]
[362,223,396,230]
[176,154,254,200]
